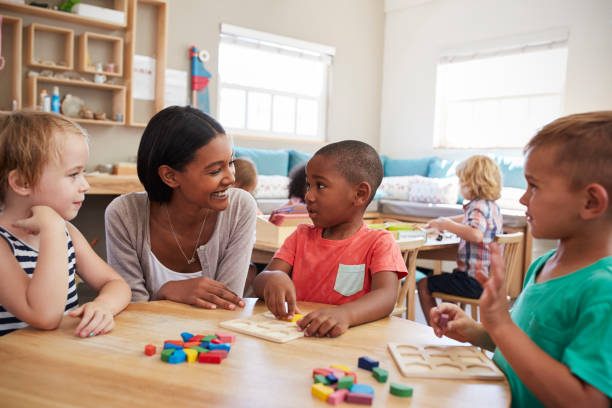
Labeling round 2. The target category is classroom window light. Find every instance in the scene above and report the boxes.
[433,37,568,149]
[218,24,334,141]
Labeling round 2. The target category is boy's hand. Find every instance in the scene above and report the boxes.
[160,277,245,310]
[475,243,513,332]
[69,301,115,338]
[430,303,479,342]
[296,307,350,338]
[12,205,64,235]
[263,272,300,319]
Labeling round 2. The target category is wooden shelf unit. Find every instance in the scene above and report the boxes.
[26,23,74,71]
[0,15,22,110]
[0,0,127,29]
[78,32,124,77]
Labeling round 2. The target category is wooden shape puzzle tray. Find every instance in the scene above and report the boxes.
[219,312,304,343]
[388,343,505,380]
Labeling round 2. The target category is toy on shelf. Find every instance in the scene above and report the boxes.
[190,45,211,113]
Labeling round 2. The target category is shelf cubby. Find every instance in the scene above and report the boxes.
[78,32,124,77]
[0,15,22,111]
[26,23,74,71]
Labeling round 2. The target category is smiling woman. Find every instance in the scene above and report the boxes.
[104,106,258,308]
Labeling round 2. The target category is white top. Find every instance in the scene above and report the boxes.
[148,251,202,299]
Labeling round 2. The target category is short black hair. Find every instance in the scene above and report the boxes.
[313,140,383,203]
[288,163,307,201]
[137,106,225,203]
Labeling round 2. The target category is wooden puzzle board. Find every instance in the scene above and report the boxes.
[219,312,304,343]
[388,343,505,380]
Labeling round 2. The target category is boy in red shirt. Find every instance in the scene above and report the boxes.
[253,140,407,337]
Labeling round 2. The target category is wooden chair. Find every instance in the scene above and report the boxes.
[431,232,524,320]
[392,237,426,320]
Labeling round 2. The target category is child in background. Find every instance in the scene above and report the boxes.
[431,112,612,407]
[253,140,407,337]
[268,163,308,225]
[0,111,131,337]
[418,155,503,324]
[233,157,258,195]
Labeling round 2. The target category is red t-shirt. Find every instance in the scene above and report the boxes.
[273,222,408,305]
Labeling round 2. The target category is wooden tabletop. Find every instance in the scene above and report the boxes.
[0,299,510,408]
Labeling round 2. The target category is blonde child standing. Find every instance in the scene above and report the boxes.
[418,155,503,324]
[253,140,407,337]
[431,112,612,407]
[0,111,131,337]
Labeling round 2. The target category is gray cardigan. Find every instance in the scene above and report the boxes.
[104,188,257,301]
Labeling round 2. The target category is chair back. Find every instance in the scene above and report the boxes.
[494,232,524,298]
[392,237,425,318]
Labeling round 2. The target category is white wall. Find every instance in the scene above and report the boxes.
[380,0,612,160]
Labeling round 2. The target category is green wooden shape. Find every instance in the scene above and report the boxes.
[203,335,218,342]
[161,348,174,362]
[337,375,354,389]
[314,374,330,385]
[390,382,413,397]
[372,367,388,383]
[191,346,209,354]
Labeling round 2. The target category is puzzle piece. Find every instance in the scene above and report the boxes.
[311,383,334,401]
[314,374,330,385]
[346,392,373,405]
[387,343,505,380]
[144,344,156,356]
[337,375,354,389]
[439,313,449,329]
[219,313,303,343]
[168,349,186,364]
[198,353,222,364]
[330,364,351,373]
[327,389,348,405]
[372,367,388,383]
[358,356,379,371]
[214,332,236,343]
[390,382,413,397]
[184,348,198,363]
[180,332,194,342]
[350,384,374,395]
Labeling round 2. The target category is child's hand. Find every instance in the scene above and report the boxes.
[430,303,479,342]
[12,205,64,235]
[296,307,350,337]
[69,301,116,338]
[426,217,450,232]
[475,243,513,332]
[263,272,300,319]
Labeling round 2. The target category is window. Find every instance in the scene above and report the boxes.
[218,24,335,141]
[433,36,568,149]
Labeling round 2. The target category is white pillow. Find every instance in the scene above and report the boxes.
[497,187,527,211]
[378,176,420,200]
[407,176,459,205]
[254,175,290,199]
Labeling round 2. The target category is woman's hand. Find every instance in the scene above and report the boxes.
[158,277,245,310]
[297,307,350,338]
[69,301,115,338]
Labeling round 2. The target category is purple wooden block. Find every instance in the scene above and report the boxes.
[327,389,348,406]
[346,392,373,405]
[439,313,449,329]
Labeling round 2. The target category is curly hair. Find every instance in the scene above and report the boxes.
[456,155,502,201]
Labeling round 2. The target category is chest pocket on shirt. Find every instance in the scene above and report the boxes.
[334,264,365,297]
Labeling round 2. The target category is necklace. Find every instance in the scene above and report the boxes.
[164,204,208,265]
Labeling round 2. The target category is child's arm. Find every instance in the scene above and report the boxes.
[427,216,484,243]
[252,258,301,319]
[476,244,609,407]
[430,303,496,350]
[66,223,131,338]
[0,206,70,329]
[296,271,398,338]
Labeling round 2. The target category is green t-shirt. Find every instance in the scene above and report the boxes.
[493,251,612,407]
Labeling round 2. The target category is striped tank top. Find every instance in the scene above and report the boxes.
[0,225,79,336]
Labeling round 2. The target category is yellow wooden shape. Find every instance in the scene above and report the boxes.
[184,349,198,363]
[281,313,303,323]
[329,364,351,373]
[311,383,334,401]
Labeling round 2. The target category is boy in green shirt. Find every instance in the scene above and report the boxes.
[430,111,612,407]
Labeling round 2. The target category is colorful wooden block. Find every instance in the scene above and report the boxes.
[164,340,184,346]
[314,374,330,385]
[214,332,236,343]
[346,392,373,405]
[200,341,210,348]
[337,375,354,390]
[357,356,379,371]
[190,334,205,343]
[180,332,194,342]
[328,367,345,378]
[198,353,222,364]
[313,368,334,378]
[183,341,200,348]
[184,348,198,363]
[161,349,174,362]
[168,349,186,364]
[325,374,338,384]
[190,346,208,354]
[311,383,334,401]
[281,313,303,323]
[350,384,374,395]
[390,382,413,397]
[209,349,229,359]
[208,343,231,352]
[439,313,449,329]
[372,367,388,383]
[163,343,183,350]
[330,364,351,373]
[210,338,223,345]
[327,389,348,405]
[203,335,218,342]
[144,344,156,356]
[346,372,358,383]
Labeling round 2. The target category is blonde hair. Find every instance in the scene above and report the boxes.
[233,157,258,193]
[525,111,612,196]
[456,155,502,201]
[0,110,87,203]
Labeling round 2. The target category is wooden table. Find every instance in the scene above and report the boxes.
[0,300,510,407]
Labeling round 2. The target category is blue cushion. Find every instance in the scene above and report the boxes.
[383,156,433,177]
[234,147,290,176]
[495,156,526,189]
[288,150,312,173]
[426,158,458,178]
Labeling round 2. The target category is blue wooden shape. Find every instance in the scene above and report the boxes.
[358,356,379,371]
[200,341,210,348]
[325,374,338,384]
[350,383,374,395]
[168,349,186,364]
[163,343,184,350]
[180,332,194,342]
[208,343,231,352]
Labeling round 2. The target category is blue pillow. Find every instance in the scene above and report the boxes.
[234,147,290,176]
[288,150,312,173]
[495,156,526,189]
[383,156,433,177]
[427,158,458,178]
